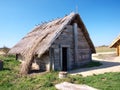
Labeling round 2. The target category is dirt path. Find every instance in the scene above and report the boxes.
[69,53,120,77]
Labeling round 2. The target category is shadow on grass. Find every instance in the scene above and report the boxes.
[69,59,120,74]
[29,70,46,74]
[3,68,11,71]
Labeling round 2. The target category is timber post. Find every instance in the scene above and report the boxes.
[73,23,78,64]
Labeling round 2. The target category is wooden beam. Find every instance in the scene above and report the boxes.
[118,45,120,56]
[116,46,119,56]
[49,47,52,71]
[73,23,78,63]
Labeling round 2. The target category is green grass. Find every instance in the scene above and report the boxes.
[96,46,115,53]
[0,55,120,90]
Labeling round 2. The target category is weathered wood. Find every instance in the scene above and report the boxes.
[119,45,120,56]
[9,13,95,73]
[49,47,55,71]
[110,35,120,56]
[116,45,120,56]
[49,47,52,71]
[73,23,78,63]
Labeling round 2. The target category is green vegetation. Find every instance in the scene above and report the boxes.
[0,55,120,90]
[72,73,120,90]
[96,46,115,53]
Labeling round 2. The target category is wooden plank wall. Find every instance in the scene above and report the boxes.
[116,45,120,56]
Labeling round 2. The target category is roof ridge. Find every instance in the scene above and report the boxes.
[110,34,120,47]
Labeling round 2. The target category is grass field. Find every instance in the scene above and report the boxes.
[95,46,115,53]
[0,55,120,90]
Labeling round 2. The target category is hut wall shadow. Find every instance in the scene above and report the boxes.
[69,59,120,73]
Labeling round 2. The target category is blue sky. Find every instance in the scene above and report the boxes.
[0,0,120,48]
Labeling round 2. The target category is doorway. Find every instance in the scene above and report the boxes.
[62,47,68,71]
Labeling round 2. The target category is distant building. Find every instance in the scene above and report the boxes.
[110,35,120,56]
[9,12,95,74]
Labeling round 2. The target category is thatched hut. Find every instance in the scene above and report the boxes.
[110,34,120,56]
[9,12,95,74]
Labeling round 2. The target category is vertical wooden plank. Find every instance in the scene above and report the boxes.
[116,46,119,56]
[118,45,120,56]
[59,45,63,71]
[52,48,55,70]
[49,47,55,71]
[60,45,62,71]
[49,47,52,71]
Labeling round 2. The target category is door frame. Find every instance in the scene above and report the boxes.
[60,45,70,71]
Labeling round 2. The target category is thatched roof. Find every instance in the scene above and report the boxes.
[9,12,95,57]
[110,34,120,48]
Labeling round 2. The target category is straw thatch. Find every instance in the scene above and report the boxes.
[110,34,120,48]
[110,34,120,56]
[9,12,95,74]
